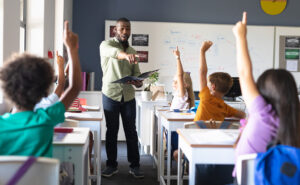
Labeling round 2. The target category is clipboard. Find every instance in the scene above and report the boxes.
[112,69,159,84]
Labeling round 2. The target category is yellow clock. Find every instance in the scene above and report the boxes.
[260,0,287,15]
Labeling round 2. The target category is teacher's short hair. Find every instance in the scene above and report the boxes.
[117,17,130,23]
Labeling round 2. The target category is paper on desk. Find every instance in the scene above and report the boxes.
[65,112,93,119]
[190,130,238,145]
[81,105,100,111]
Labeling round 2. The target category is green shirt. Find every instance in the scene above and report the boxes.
[0,101,65,157]
[100,38,141,102]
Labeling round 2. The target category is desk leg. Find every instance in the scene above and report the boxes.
[159,126,164,185]
[98,128,101,185]
[157,115,161,181]
[189,159,195,185]
[167,128,171,185]
[93,130,101,185]
[177,147,183,185]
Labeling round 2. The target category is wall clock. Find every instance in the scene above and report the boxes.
[260,0,287,15]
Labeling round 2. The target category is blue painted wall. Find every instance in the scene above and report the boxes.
[73,0,300,90]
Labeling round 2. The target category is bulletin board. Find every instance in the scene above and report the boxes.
[275,26,300,87]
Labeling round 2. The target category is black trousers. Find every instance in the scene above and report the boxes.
[102,94,140,168]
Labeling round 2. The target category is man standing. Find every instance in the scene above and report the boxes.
[99,18,144,178]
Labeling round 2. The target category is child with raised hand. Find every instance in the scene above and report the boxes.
[170,46,195,160]
[191,40,246,184]
[34,51,66,110]
[0,21,82,157]
[171,46,195,110]
[194,40,245,122]
[232,12,300,176]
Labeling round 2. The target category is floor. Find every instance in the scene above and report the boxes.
[99,141,187,185]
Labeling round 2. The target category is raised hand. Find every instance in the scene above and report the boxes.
[56,51,64,67]
[233,12,247,39]
[63,21,79,50]
[200,41,213,53]
[173,46,181,59]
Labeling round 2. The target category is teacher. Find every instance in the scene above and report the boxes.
[99,17,144,179]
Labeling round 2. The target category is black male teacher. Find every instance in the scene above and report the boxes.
[99,17,144,178]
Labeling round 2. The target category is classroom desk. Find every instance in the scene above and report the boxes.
[176,129,239,185]
[65,111,103,185]
[159,111,195,185]
[53,127,90,185]
[153,106,170,181]
[136,96,168,154]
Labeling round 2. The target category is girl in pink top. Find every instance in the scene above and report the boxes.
[232,12,300,177]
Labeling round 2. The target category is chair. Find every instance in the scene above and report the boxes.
[236,153,257,185]
[184,120,240,129]
[0,156,59,185]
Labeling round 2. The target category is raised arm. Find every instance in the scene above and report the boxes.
[173,46,185,97]
[59,21,82,109]
[232,12,259,108]
[199,41,213,91]
[54,51,65,97]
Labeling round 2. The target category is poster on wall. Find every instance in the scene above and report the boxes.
[285,49,299,59]
[132,34,149,46]
[137,51,148,63]
[279,35,300,72]
[285,37,300,48]
[110,26,116,37]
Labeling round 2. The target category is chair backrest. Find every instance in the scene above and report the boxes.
[236,153,257,185]
[184,122,198,129]
[184,120,240,129]
[0,156,59,185]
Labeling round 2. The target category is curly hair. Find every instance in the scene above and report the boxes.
[208,72,233,95]
[0,53,54,110]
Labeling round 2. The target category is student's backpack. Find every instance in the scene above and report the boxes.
[255,145,300,185]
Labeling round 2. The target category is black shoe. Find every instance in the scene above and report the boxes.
[102,166,118,177]
[129,167,144,179]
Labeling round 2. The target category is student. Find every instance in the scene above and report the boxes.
[193,41,246,184]
[232,12,300,177]
[0,21,82,157]
[171,46,195,110]
[194,40,245,122]
[170,46,195,160]
[34,51,65,110]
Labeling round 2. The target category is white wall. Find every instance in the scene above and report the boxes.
[0,0,20,113]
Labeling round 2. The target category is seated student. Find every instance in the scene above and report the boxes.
[34,51,65,110]
[169,46,195,159]
[232,12,300,178]
[0,21,82,157]
[189,41,246,184]
[194,40,245,122]
[171,46,195,110]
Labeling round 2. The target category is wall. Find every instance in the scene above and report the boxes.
[73,0,300,90]
[0,0,20,112]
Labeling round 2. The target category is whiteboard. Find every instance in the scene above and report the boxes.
[275,26,300,88]
[105,20,275,91]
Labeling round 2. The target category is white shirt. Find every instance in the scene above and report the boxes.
[34,93,59,111]
[170,90,189,110]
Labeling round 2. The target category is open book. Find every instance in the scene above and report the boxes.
[112,69,159,84]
